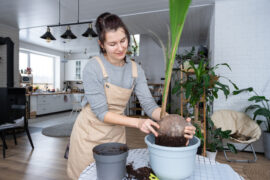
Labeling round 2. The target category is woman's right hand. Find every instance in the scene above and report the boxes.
[137,119,160,137]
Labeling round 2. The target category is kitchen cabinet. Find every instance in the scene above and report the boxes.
[65,59,89,81]
[30,93,73,116]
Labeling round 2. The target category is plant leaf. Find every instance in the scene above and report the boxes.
[248,96,269,103]
[253,108,270,120]
[233,87,253,95]
[245,104,262,112]
[161,0,191,118]
[227,143,237,154]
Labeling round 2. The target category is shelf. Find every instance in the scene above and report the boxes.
[180,68,195,73]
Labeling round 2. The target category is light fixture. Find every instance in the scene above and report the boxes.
[40,0,97,42]
[61,26,77,39]
[82,23,98,39]
[40,27,56,42]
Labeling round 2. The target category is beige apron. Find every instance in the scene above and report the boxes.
[67,56,138,180]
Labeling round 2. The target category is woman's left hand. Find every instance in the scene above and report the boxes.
[184,117,196,146]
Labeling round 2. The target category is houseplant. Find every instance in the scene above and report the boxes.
[233,87,270,159]
[145,0,201,180]
[172,57,238,156]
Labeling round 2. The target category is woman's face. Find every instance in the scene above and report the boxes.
[102,27,128,61]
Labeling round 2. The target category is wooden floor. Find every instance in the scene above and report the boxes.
[0,127,270,180]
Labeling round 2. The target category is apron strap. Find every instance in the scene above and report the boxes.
[130,60,138,88]
[94,56,108,79]
[130,60,138,78]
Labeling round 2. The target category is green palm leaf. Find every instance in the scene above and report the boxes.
[161,0,191,118]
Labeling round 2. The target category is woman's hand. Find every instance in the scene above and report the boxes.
[137,119,160,137]
[184,117,196,146]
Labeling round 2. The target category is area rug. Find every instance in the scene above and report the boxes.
[42,122,74,137]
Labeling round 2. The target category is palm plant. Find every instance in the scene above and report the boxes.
[160,0,191,118]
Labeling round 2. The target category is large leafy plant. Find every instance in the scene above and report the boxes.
[233,87,270,132]
[172,58,238,153]
[160,0,191,118]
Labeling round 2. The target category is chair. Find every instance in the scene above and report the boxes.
[68,94,83,121]
[211,110,261,163]
[0,87,34,158]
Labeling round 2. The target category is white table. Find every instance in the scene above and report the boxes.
[79,148,244,180]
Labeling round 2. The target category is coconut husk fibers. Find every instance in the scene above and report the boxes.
[155,114,189,147]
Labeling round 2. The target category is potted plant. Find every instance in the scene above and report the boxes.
[206,117,235,160]
[145,0,202,180]
[172,57,238,156]
[233,87,270,159]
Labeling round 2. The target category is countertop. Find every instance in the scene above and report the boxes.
[26,92,84,96]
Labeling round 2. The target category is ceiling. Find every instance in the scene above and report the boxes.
[0,0,215,53]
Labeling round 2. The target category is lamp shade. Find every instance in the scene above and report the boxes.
[61,26,77,39]
[40,27,56,42]
[82,23,98,38]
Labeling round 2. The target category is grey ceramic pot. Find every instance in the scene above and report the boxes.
[263,132,270,159]
[93,142,128,180]
[145,134,200,180]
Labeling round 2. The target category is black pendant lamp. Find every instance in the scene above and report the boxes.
[40,27,56,42]
[61,25,77,39]
[82,23,98,39]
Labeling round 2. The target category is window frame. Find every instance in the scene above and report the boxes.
[19,50,56,88]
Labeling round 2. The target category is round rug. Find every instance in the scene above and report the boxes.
[42,122,74,137]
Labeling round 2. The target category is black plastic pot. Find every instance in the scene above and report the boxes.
[93,142,128,180]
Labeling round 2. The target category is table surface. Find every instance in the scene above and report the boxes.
[79,148,244,180]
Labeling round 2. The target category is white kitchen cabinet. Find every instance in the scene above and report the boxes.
[65,59,89,81]
[65,60,76,81]
[30,93,73,116]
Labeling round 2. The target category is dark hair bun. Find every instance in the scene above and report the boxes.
[95,12,111,35]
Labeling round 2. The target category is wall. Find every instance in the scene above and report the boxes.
[212,0,270,152]
[20,41,65,91]
[0,24,19,87]
[136,34,166,84]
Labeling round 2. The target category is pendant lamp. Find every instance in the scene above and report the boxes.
[82,23,98,39]
[40,27,56,42]
[61,26,77,39]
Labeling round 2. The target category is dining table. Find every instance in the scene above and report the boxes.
[79,148,244,180]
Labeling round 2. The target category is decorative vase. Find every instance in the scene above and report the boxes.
[93,142,128,180]
[263,131,270,159]
[145,134,200,180]
[206,150,217,160]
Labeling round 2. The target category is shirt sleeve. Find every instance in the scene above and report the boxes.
[82,61,108,121]
[134,64,159,119]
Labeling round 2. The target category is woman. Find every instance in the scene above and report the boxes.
[67,12,196,179]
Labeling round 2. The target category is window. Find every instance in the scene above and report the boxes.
[19,50,55,89]
[19,52,28,73]
[30,53,54,84]
[129,34,140,56]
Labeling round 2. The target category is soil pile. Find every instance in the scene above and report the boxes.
[126,163,155,180]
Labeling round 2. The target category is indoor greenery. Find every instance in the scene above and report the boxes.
[233,87,270,132]
[160,0,191,118]
[172,57,238,153]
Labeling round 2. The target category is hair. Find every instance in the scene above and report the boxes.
[95,12,130,54]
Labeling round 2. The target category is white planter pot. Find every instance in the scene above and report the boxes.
[145,134,200,180]
[206,150,217,160]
